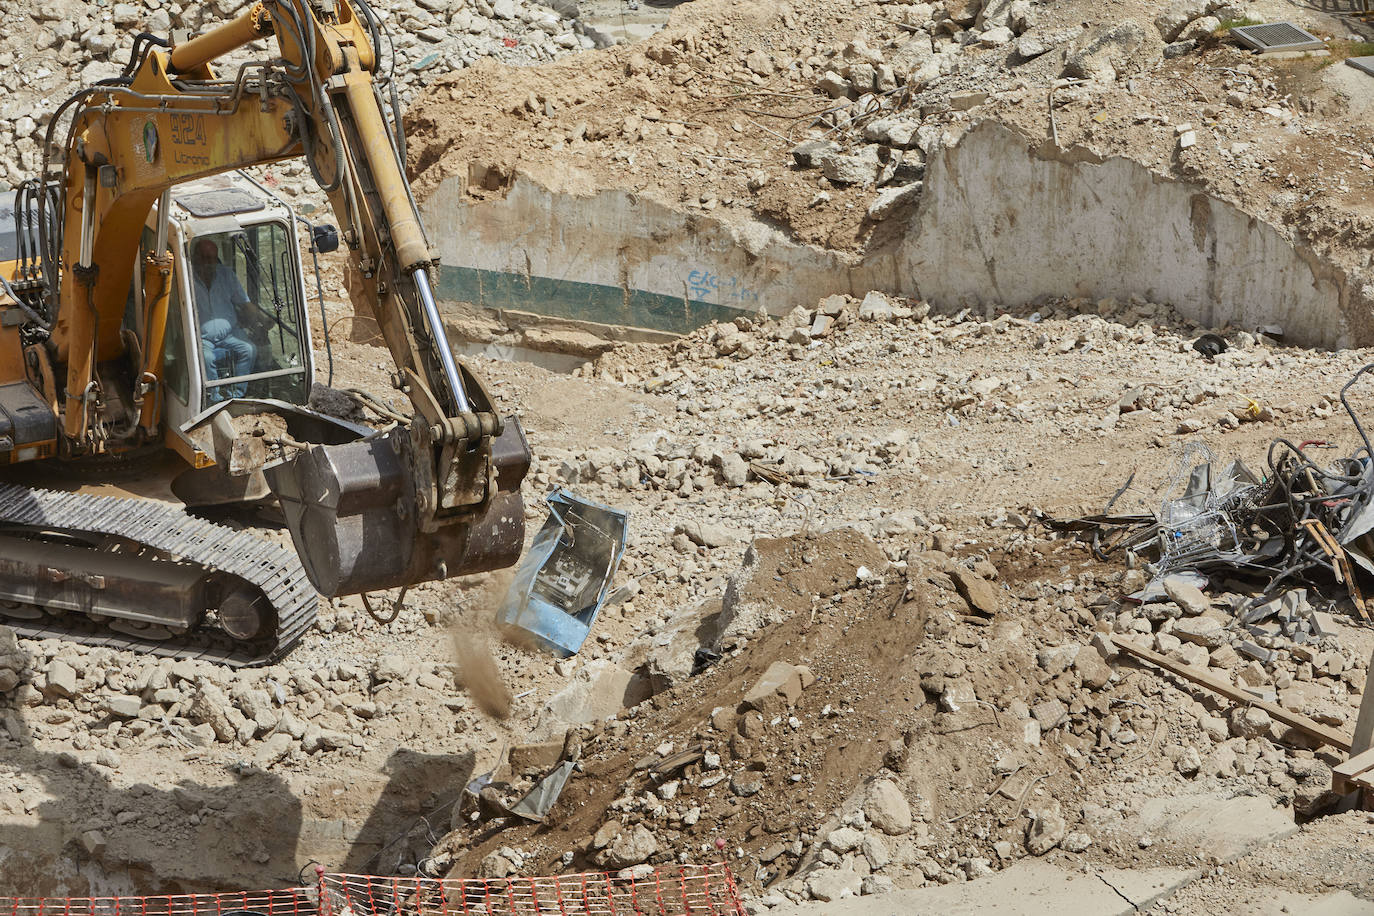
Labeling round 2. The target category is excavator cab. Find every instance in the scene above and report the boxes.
[155,175,313,424]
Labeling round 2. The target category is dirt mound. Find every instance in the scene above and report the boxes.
[428,525,1147,896]
[405,0,1374,277]
[405,0,922,253]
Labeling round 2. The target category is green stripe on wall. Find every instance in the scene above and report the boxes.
[434,266,745,335]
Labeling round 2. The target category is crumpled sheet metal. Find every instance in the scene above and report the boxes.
[498,488,629,657]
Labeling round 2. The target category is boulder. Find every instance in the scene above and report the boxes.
[674,520,742,549]
[743,661,812,715]
[861,833,890,869]
[1163,576,1210,616]
[866,183,923,221]
[826,826,863,853]
[950,566,1000,616]
[1174,616,1227,649]
[479,852,514,878]
[1073,648,1113,690]
[887,34,937,83]
[1180,15,1220,41]
[1229,706,1272,739]
[945,0,982,26]
[720,453,749,487]
[232,685,278,734]
[189,678,237,743]
[1063,21,1163,82]
[44,660,77,699]
[861,875,894,895]
[373,655,413,683]
[1153,0,1212,40]
[631,599,724,694]
[864,779,913,835]
[106,696,142,719]
[792,139,841,168]
[730,771,764,797]
[978,0,1016,29]
[605,824,658,867]
[863,117,920,148]
[745,49,774,76]
[858,291,897,321]
[817,146,883,187]
[977,26,1015,46]
[806,867,862,902]
[252,732,294,769]
[1026,810,1066,855]
[816,71,852,99]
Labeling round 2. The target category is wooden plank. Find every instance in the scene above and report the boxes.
[1333,747,1374,799]
[1333,746,1374,781]
[1111,636,1352,752]
[1353,648,1374,755]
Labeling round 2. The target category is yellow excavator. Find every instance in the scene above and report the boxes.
[0,0,530,664]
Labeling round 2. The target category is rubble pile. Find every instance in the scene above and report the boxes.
[1,279,1372,901]
[1040,368,1374,759]
[0,0,594,189]
[410,0,1374,273]
[0,0,1372,902]
[429,514,1363,905]
[0,624,487,764]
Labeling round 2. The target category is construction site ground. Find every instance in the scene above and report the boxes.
[5,0,1374,909]
[10,293,1374,910]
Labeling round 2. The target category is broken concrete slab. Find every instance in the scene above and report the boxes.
[1094,866,1204,911]
[536,660,652,735]
[1125,793,1299,863]
[950,566,1000,616]
[767,860,1196,915]
[743,661,812,716]
[1195,888,1374,915]
[623,598,724,695]
[718,528,889,642]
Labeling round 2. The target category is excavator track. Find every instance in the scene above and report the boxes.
[0,483,318,666]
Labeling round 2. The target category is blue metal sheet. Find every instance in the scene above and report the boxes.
[498,489,628,656]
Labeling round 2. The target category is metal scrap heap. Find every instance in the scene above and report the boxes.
[1060,364,1374,630]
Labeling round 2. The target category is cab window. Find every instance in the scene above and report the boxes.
[188,222,307,405]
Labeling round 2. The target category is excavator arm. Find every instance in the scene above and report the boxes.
[41,0,530,596]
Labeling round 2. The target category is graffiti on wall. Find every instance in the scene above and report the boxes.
[687,268,760,304]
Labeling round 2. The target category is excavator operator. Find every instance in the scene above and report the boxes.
[191,236,256,401]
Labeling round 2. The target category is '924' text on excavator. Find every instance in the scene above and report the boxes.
[0,0,531,664]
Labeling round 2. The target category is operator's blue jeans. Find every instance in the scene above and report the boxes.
[201,334,256,401]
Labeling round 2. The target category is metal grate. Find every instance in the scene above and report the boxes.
[1230,22,1326,53]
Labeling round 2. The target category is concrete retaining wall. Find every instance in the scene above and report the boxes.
[421,121,1368,349]
[422,175,898,332]
[905,122,1357,349]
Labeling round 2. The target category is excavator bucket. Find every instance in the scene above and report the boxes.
[265,419,530,596]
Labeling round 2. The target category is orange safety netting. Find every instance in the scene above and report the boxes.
[0,888,319,916]
[0,865,745,916]
[321,865,745,916]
